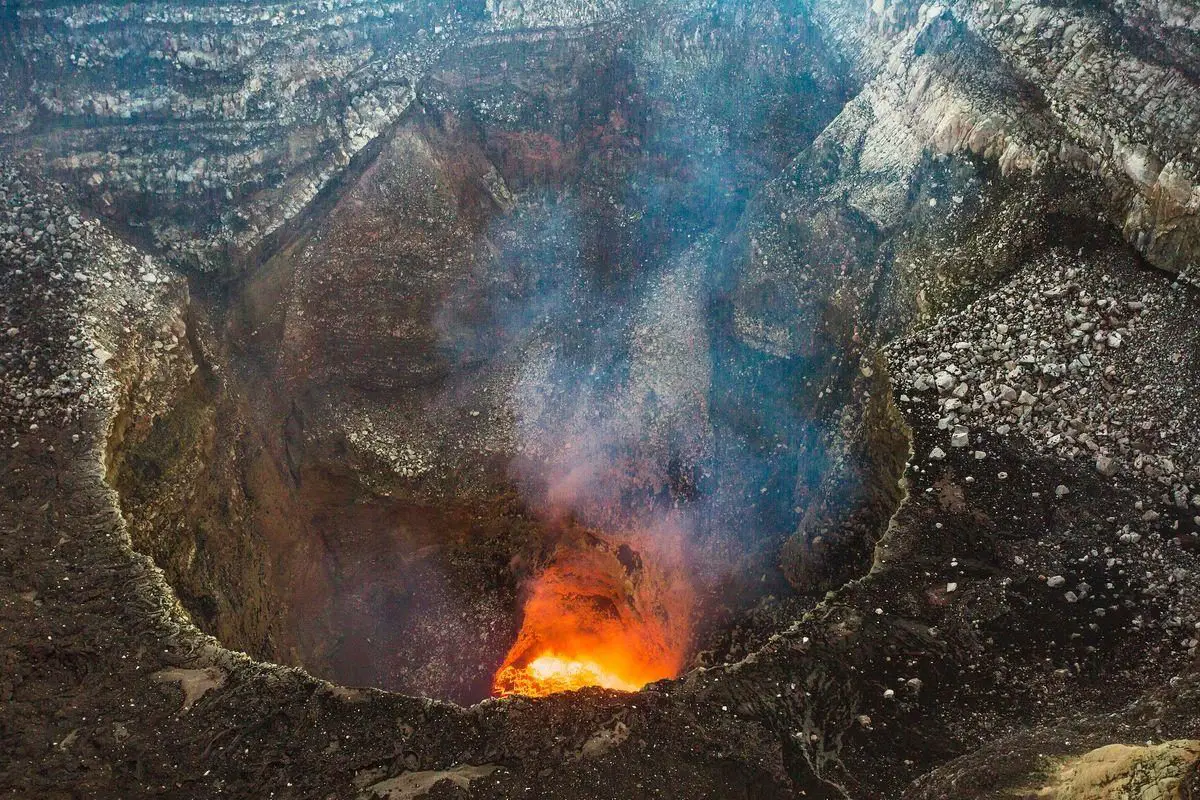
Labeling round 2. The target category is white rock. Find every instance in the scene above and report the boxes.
[1095,455,1119,477]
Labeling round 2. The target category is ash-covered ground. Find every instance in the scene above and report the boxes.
[2,0,1200,798]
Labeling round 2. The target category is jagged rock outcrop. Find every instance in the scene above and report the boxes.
[1,0,447,270]
[805,0,1200,278]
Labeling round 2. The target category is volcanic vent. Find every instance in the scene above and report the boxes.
[97,8,901,706]
[491,521,693,697]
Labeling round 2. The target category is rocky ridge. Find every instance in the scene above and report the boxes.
[807,0,1200,280]
[0,164,193,454]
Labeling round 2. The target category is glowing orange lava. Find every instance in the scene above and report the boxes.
[493,527,692,697]
[503,655,644,695]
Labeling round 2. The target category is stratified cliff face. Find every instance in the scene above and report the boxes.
[829,0,1200,273]
[3,0,1200,798]
[5,0,1195,278]
[0,0,456,269]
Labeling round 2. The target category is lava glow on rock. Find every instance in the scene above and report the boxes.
[503,655,644,695]
[492,527,692,697]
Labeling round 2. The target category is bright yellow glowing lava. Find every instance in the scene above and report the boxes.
[500,654,644,696]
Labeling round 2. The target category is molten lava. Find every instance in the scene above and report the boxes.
[493,527,692,697]
[505,655,644,695]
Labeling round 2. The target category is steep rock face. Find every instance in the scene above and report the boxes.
[2,0,1197,281]
[237,115,515,497]
[806,0,1200,278]
[956,0,1200,275]
[1,0,455,270]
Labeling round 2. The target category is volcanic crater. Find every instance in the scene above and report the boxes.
[102,23,896,705]
[4,0,1200,797]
